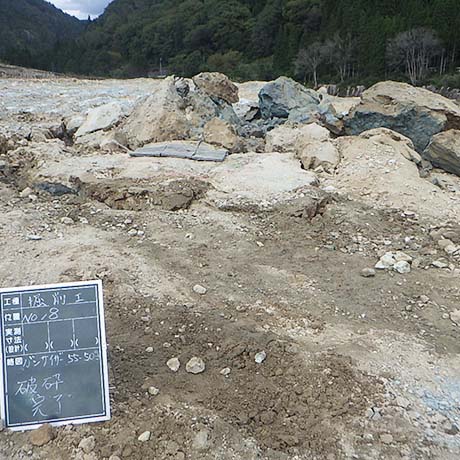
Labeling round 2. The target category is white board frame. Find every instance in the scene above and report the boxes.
[0,280,111,431]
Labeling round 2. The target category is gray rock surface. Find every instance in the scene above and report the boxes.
[259,77,320,121]
[344,81,460,152]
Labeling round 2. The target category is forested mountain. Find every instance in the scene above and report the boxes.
[4,0,460,87]
[0,0,84,69]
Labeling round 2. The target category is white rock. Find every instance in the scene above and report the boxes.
[148,386,160,396]
[60,217,74,225]
[432,260,449,269]
[394,261,411,274]
[138,431,151,442]
[255,351,267,364]
[167,357,181,372]
[76,102,124,137]
[145,347,154,353]
[450,310,460,325]
[186,357,206,374]
[394,252,413,263]
[220,367,231,376]
[375,252,396,270]
[193,284,207,295]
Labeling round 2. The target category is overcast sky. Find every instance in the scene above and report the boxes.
[49,0,113,19]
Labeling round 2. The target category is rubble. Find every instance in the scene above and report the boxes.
[1,71,460,460]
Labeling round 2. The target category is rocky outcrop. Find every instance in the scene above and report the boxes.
[344,81,460,152]
[192,72,239,104]
[424,130,460,177]
[259,77,320,122]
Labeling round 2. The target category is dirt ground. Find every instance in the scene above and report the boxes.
[0,74,459,460]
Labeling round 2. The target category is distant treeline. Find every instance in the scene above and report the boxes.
[3,0,460,86]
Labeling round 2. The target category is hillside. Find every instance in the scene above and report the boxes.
[0,0,84,68]
[51,0,460,84]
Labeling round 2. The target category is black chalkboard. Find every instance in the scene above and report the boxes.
[0,281,110,430]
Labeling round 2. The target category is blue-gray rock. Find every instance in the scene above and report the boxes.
[259,77,320,121]
[344,81,460,153]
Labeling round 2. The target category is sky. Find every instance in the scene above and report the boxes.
[48,0,113,20]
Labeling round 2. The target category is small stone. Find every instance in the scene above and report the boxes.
[138,431,151,442]
[109,456,122,460]
[27,234,42,241]
[395,396,411,409]
[30,424,55,447]
[393,261,411,274]
[192,430,210,451]
[375,252,396,270]
[444,423,459,436]
[128,229,138,237]
[444,244,459,255]
[394,252,413,263]
[60,217,74,225]
[449,310,460,325]
[438,239,454,249]
[255,351,267,364]
[361,268,376,278]
[432,260,449,269]
[193,284,207,295]
[419,295,430,304]
[148,386,160,396]
[363,433,374,442]
[380,433,393,444]
[167,357,181,372]
[79,436,96,454]
[186,357,206,374]
[220,367,231,376]
[20,187,33,198]
[145,347,154,353]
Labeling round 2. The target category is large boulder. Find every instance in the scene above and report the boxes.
[424,129,460,176]
[203,118,244,153]
[192,72,239,104]
[344,81,460,152]
[75,102,125,138]
[122,78,190,148]
[259,77,320,122]
[265,122,340,173]
[325,128,460,222]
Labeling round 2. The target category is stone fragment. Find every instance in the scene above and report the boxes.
[167,357,181,372]
[394,261,411,274]
[30,424,55,447]
[193,284,207,295]
[380,433,394,444]
[450,310,460,325]
[186,357,206,374]
[361,268,376,278]
[138,431,151,442]
[78,436,96,454]
[255,351,267,364]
